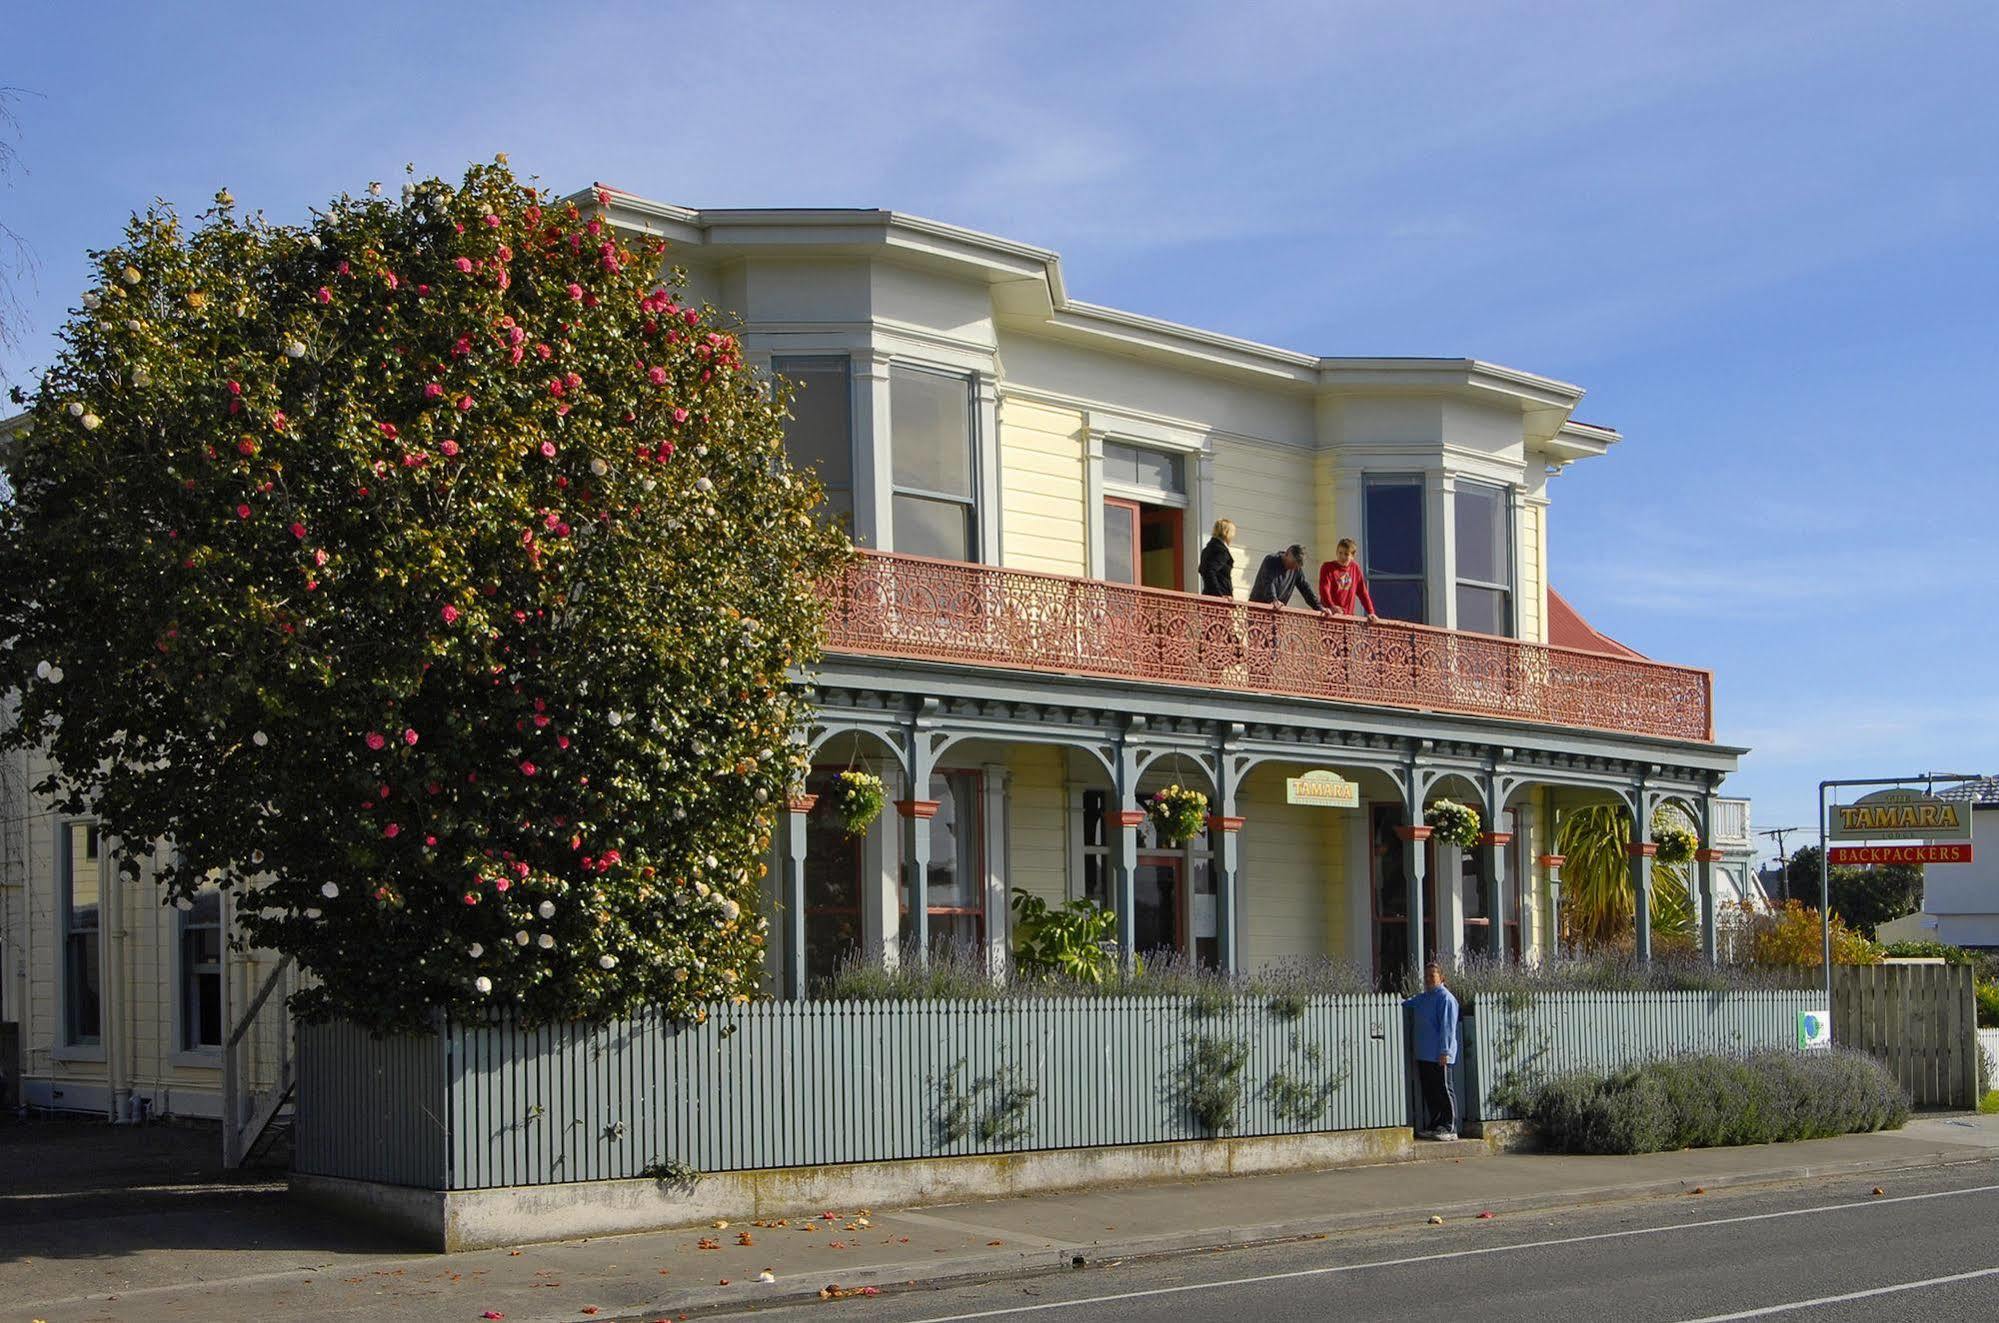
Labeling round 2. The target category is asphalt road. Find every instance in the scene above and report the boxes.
[713,1159,1999,1323]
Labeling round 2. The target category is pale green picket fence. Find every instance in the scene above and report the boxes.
[296,994,1409,1191]
[1460,989,1821,1122]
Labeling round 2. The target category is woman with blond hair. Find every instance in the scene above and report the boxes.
[1198,518,1237,597]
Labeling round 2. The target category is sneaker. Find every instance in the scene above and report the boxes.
[1435,1130,1458,1142]
[1415,1128,1439,1140]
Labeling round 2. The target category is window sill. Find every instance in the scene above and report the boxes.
[52,1044,106,1064]
[169,1050,223,1071]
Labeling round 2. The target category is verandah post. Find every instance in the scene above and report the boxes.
[1629,790,1656,962]
[782,793,816,1000]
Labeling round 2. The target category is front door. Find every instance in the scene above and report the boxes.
[1104,499,1184,592]
[1133,853,1185,956]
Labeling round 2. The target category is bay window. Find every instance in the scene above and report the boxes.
[773,356,853,527]
[1363,476,1427,623]
[1453,480,1514,636]
[889,365,976,561]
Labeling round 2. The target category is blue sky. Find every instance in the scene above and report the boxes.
[4,1,1996,854]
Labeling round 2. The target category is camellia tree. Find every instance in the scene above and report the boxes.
[0,161,850,1031]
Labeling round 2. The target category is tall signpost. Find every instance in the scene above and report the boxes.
[1816,774,1981,1009]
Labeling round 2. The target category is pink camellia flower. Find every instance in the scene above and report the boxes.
[402,728,419,746]
[457,395,473,412]
[238,438,258,456]
[384,823,401,839]
[365,731,387,751]
[272,411,288,431]
[425,835,437,846]
[452,335,472,357]
[509,345,524,365]
[519,760,537,777]
[462,891,479,906]
[417,283,429,296]
[314,548,328,566]
[566,283,584,300]
[565,372,582,389]
[555,522,571,538]
[495,877,511,892]
[337,260,352,277]
[548,378,564,398]
[440,439,460,457]
[454,257,474,273]
[227,380,243,396]
[648,366,667,385]
[536,343,553,359]
[508,326,526,345]
[384,271,399,290]
[596,187,612,206]
[316,287,332,304]
[672,407,689,424]
[540,440,557,458]
[683,309,699,325]
[543,511,560,530]
[290,521,307,540]
[484,213,502,228]
[556,735,571,750]
[424,382,444,399]
[441,603,460,625]
[378,421,399,440]
[236,503,252,519]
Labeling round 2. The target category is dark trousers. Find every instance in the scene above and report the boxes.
[1416,1060,1456,1134]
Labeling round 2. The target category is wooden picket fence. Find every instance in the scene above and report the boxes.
[1832,963,1980,1109]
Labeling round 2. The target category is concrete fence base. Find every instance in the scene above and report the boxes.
[295,1124,1440,1252]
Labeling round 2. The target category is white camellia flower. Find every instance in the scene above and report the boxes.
[81,292,100,310]
[368,181,383,196]
[474,976,493,994]
[250,849,264,864]
[46,666,64,683]
[252,731,269,747]
[321,882,339,899]
[307,234,323,250]
[284,341,306,359]
[694,476,714,494]
[468,942,484,958]
[123,319,142,333]
[722,899,741,922]
[537,933,555,950]
[607,711,623,727]
[120,265,142,285]
[34,660,50,679]
[82,413,103,431]
[537,900,556,919]
[515,930,530,945]
[305,907,321,919]
[131,368,150,387]
[589,457,608,477]
[66,402,84,418]
[598,954,616,970]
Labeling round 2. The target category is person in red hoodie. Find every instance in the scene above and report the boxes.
[1318,538,1379,622]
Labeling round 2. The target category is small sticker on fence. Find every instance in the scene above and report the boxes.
[1798,1010,1831,1050]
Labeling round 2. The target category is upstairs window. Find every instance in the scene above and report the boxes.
[1453,480,1514,636]
[1363,476,1426,624]
[890,366,976,561]
[773,356,853,527]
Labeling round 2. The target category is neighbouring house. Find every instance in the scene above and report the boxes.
[1877,776,1999,950]
[0,193,1749,1136]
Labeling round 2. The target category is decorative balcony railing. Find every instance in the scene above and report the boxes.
[822,552,1715,744]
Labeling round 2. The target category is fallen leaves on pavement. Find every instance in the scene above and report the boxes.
[820,1284,881,1299]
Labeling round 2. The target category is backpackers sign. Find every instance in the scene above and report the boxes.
[1828,788,1973,843]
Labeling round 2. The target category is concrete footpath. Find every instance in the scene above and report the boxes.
[7,1114,1999,1323]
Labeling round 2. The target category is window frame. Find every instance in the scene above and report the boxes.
[900,768,986,954]
[1362,474,1428,625]
[1452,478,1515,637]
[771,354,855,528]
[888,362,979,563]
[176,885,225,1058]
[56,818,105,1058]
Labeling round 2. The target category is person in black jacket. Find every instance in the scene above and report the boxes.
[1198,518,1236,596]
[1248,543,1327,612]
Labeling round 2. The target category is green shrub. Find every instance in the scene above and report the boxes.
[1976,981,1998,1029]
[1526,1050,1909,1154]
[1882,939,1972,964]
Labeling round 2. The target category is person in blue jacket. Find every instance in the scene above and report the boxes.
[1404,960,1460,1140]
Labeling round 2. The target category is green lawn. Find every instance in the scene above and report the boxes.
[1980,1090,1999,1116]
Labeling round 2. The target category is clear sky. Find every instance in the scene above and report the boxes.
[4,2,1995,856]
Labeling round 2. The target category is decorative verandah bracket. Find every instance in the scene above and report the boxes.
[894,799,942,819]
[1393,825,1435,842]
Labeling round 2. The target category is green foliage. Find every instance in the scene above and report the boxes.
[1977,981,1999,1029]
[1146,784,1208,847]
[1423,798,1481,849]
[1187,1034,1250,1132]
[1009,888,1120,985]
[0,162,850,1031]
[639,1157,700,1185]
[1525,1050,1909,1154]
[1556,803,1695,949]
[825,770,885,836]
[1650,817,1698,866]
[1261,1039,1349,1125]
[1785,846,1922,939]
[933,1058,1039,1146]
[1883,939,1973,964]
[1445,951,1818,999]
[1745,899,1883,967]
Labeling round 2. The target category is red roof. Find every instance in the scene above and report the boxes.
[1547,587,1646,659]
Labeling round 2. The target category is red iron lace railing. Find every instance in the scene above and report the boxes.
[821,552,1714,743]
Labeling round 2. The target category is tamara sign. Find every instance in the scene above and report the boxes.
[1286,770,1359,809]
[1828,788,1973,843]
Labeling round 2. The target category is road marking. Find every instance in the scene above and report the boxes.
[898,1181,1999,1322]
[1673,1266,1999,1320]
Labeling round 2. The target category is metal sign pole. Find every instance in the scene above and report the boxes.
[1818,780,1831,1009]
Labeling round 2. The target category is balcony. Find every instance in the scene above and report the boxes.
[822,552,1715,744]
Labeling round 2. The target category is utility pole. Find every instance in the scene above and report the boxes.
[1758,826,1800,903]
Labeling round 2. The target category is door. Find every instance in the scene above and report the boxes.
[1133,854,1184,955]
[1104,499,1184,591]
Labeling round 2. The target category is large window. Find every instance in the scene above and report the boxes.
[60,821,102,1048]
[1453,480,1514,636]
[1080,788,1111,906]
[1363,476,1426,623]
[903,770,984,955]
[180,886,224,1052]
[773,356,853,526]
[889,366,976,561]
[803,771,868,990]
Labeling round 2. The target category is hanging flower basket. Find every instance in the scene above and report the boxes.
[1424,798,1482,850]
[826,770,886,837]
[1147,784,1210,847]
[1653,822,1699,866]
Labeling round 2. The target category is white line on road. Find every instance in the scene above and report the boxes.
[898,1181,1999,1322]
[1672,1266,1999,1320]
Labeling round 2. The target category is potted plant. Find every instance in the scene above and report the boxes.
[1652,815,1699,866]
[1424,798,1482,849]
[826,770,887,837]
[1147,784,1210,847]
